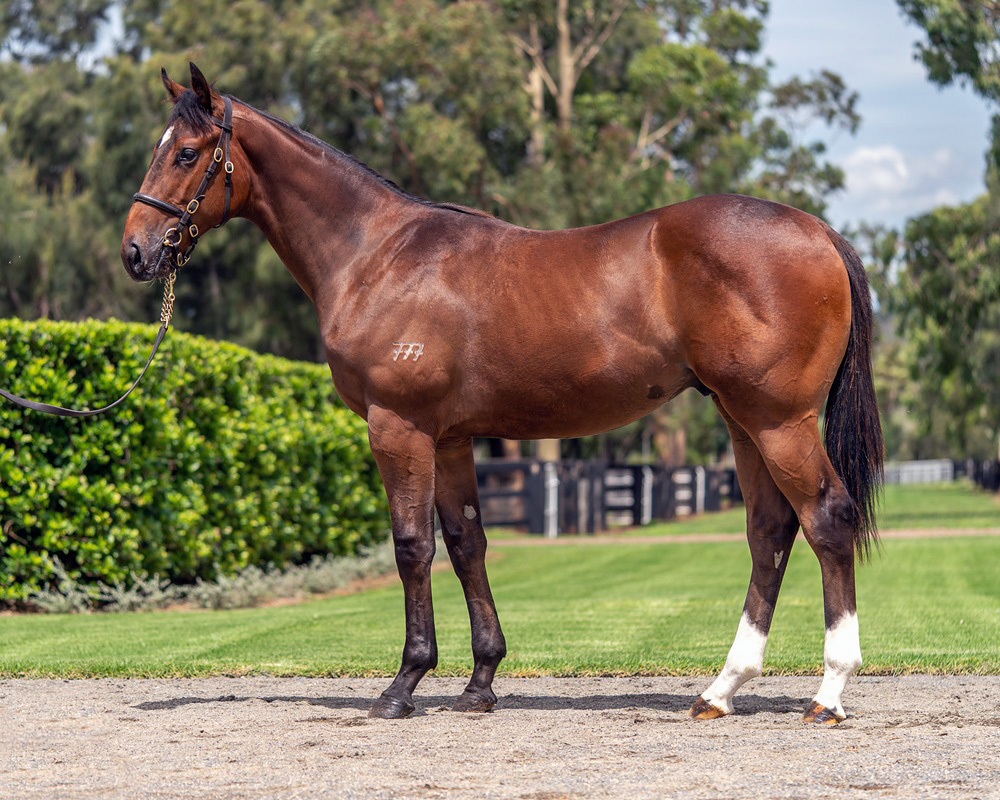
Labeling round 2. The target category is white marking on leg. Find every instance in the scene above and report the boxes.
[773,550,783,569]
[700,612,768,715]
[463,505,477,520]
[812,612,862,719]
[158,125,174,149]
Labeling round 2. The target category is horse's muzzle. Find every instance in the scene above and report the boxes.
[121,237,169,282]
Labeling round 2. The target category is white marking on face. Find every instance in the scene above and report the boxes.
[773,550,784,569]
[159,125,175,149]
[392,342,424,362]
[699,612,768,715]
[813,611,862,719]
[463,505,477,520]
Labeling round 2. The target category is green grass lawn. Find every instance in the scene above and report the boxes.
[3,534,998,678]
[629,481,1000,536]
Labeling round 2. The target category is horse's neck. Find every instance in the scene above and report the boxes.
[236,106,418,304]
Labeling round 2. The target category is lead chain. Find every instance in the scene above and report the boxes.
[160,270,177,327]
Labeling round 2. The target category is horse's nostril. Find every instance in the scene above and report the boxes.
[129,243,142,270]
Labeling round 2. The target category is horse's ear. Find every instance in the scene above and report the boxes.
[189,62,220,114]
[161,67,185,104]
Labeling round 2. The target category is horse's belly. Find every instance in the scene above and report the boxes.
[469,358,690,440]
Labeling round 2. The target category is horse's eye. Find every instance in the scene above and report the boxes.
[178,148,198,163]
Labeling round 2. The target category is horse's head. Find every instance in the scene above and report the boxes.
[122,63,245,281]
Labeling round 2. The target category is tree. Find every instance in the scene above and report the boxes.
[898,0,1000,101]
[887,0,1000,457]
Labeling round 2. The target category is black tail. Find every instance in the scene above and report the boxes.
[821,223,884,561]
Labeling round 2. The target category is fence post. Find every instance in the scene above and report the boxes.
[694,466,706,514]
[544,461,559,537]
[591,461,606,532]
[525,462,545,534]
[640,466,654,525]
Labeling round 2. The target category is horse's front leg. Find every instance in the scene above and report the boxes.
[435,439,506,712]
[366,407,438,719]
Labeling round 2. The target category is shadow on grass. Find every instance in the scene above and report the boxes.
[134,691,807,716]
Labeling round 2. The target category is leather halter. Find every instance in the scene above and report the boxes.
[0,100,235,417]
[132,95,235,268]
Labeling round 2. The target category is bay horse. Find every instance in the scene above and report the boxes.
[122,64,883,724]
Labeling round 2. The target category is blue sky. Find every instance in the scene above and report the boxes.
[764,0,993,229]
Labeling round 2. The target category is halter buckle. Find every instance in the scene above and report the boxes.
[213,147,224,163]
[224,161,234,174]
[186,198,200,215]
[189,223,199,239]
[163,227,182,248]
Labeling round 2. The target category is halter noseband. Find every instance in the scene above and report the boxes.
[132,95,234,268]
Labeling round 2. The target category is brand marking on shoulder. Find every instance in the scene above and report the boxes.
[392,342,424,362]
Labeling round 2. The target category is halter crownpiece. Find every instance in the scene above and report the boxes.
[132,95,234,268]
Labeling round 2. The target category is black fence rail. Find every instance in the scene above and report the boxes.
[476,459,741,535]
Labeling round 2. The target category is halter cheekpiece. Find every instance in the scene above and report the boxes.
[132,95,234,268]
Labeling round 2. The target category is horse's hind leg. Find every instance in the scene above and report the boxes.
[717,398,863,724]
[434,439,507,712]
[366,407,439,719]
[691,402,799,719]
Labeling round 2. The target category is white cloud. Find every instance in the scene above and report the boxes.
[764,0,990,228]
[843,145,910,195]
[833,144,974,225]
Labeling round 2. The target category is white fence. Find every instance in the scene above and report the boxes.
[883,459,954,485]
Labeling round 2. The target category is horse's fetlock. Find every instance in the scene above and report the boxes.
[403,643,438,674]
[728,660,762,682]
[473,636,507,666]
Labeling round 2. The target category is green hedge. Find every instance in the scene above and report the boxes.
[0,318,387,602]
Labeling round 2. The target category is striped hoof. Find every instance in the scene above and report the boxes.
[803,700,845,725]
[689,696,729,720]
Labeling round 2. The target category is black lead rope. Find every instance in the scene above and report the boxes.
[0,273,175,418]
[1,97,236,418]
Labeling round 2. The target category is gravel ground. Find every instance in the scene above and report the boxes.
[2,676,999,799]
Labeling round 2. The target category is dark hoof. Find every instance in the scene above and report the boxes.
[689,696,728,720]
[368,694,415,719]
[803,700,845,725]
[452,689,497,713]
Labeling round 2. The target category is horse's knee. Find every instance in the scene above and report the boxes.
[393,530,435,567]
[471,624,506,663]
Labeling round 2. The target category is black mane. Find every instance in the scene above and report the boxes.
[168,90,215,132]
[170,90,486,216]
